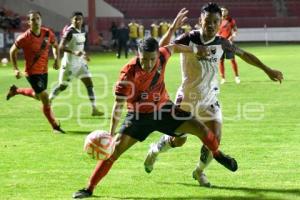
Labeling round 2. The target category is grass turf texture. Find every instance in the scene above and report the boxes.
[0,43,299,200]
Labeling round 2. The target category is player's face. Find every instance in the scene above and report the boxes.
[72,15,84,29]
[28,13,42,31]
[200,12,221,39]
[139,50,159,72]
[222,9,228,18]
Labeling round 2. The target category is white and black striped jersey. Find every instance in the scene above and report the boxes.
[174,29,236,106]
[61,25,86,66]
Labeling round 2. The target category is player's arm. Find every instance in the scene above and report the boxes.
[51,40,60,70]
[228,23,237,42]
[109,96,126,136]
[159,8,188,47]
[223,40,283,83]
[9,44,22,79]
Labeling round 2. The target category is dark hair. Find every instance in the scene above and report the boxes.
[138,37,159,52]
[71,11,83,18]
[201,2,222,16]
[27,10,41,19]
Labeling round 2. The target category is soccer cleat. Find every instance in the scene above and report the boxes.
[192,169,211,187]
[213,151,238,172]
[72,188,92,199]
[220,78,226,85]
[144,144,159,173]
[91,109,104,116]
[6,85,18,100]
[53,124,66,134]
[235,77,241,84]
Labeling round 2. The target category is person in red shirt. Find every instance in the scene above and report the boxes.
[6,10,64,133]
[218,7,239,84]
[72,11,238,199]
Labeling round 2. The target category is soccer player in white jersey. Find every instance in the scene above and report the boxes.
[144,3,283,187]
[49,11,103,116]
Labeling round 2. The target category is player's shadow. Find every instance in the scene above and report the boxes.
[92,195,285,200]
[67,130,91,135]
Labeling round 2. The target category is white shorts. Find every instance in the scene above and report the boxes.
[58,62,92,85]
[175,91,223,124]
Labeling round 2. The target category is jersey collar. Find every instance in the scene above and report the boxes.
[199,29,216,45]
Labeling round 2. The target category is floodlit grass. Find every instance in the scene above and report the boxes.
[0,43,299,200]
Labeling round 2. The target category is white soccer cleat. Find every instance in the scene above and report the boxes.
[192,169,211,187]
[144,144,159,173]
[235,76,241,84]
[220,78,226,85]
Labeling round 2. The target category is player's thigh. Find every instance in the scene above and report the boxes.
[112,134,138,159]
[58,65,72,85]
[38,90,50,105]
[175,117,209,139]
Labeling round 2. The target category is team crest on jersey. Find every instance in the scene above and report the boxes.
[210,46,217,55]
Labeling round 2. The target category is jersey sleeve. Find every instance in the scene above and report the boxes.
[221,38,243,55]
[49,30,56,44]
[159,47,171,62]
[115,65,133,97]
[14,33,26,49]
[62,27,73,42]
[174,32,191,45]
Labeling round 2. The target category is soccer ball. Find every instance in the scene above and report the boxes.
[1,58,8,66]
[84,130,115,160]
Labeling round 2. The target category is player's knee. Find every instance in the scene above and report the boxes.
[170,136,187,147]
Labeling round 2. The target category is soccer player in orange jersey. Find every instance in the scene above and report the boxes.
[218,7,239,84]
[73,37,238,199]
[7,10,64,133]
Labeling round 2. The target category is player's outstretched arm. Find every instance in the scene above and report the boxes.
[222,40,283,83]
[109,96,126,136]
[159,8,188,47]
[9,44,22,79]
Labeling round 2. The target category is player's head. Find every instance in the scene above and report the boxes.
[137,37,159,72]
[221,7,229,18]
[199,2,222,38]
[27,10,42,31]
[71,11,84,28]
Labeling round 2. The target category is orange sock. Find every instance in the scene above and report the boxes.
[88,156,116,191]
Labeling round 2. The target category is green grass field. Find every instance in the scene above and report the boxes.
[0,43,299,200]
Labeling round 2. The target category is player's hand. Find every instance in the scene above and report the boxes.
[171,8,189,30]
[193,45,210,59]
[53,59,60,70]
[265,68,283,83]
[14,69,22,79]
[73,51,84,57]
[83,52,90,62]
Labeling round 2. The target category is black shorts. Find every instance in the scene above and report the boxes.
[26,73,48,94]
[221,49,235,60]
[119,102,192,142]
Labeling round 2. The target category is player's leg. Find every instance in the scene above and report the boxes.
[31,74,64,133]
[175,117,237,172]
[80,75,104,116]
[219,52,226,84]
[73,134,138,199]
[231,58,240,84]
[192,120,221,187]
[49,66,70,102]
[144,134,187,173]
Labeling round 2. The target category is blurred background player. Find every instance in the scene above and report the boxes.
[137,20,145,41]
[128,19,139,54]
[116,22,129,59]
[109,21,118,50]
[218,7,239,84]
[144,4,283,187]
[159,20,170,39]
[49,11,104,116]
[7,10,64,133]
[150,21,159,41]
